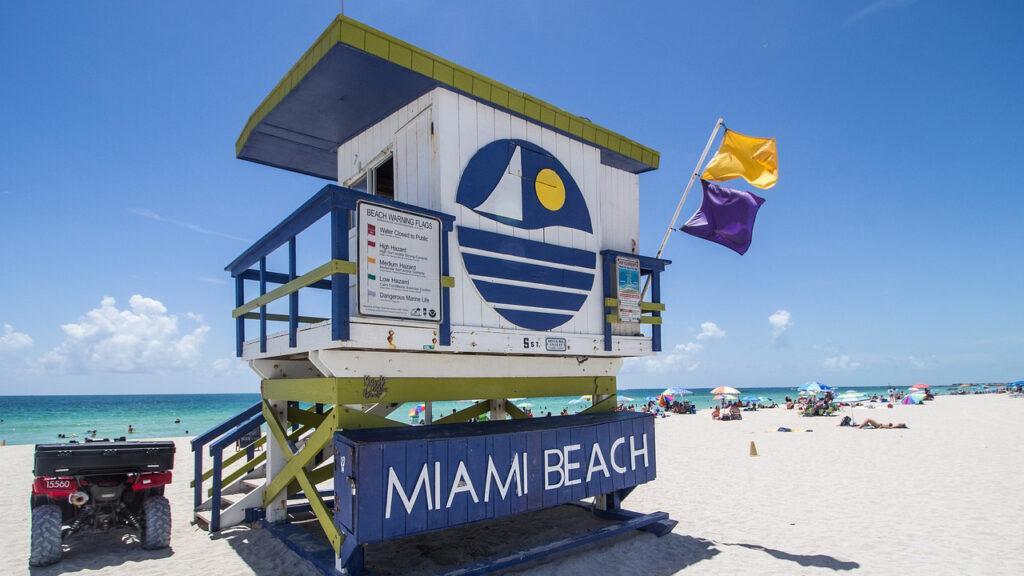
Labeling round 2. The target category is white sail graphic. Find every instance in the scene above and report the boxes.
[475,146,522,222]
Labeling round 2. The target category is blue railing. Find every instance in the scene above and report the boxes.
[600,250,671,352]
[190,402,262,511]
[206,409,266,531]
[225,185,456,356]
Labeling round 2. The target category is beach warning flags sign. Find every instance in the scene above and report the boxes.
[702,129,778,190]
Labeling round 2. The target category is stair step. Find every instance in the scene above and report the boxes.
[195,510,211,530]
[241,479,265,492]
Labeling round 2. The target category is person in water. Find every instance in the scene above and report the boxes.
[128,424,135,434]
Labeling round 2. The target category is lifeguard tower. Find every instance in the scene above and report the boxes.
[191,15,672,575]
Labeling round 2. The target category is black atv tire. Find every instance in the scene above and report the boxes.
[141,496,171,550]
[29,504,63,566]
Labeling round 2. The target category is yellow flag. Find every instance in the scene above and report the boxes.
[701,129,778,189]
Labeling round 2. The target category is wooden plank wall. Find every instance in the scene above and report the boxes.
[335,87,643,339]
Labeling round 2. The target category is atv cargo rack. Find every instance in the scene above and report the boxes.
[34,441,175,477]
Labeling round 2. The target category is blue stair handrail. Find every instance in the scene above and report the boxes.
[191,402,262,511]
[206,409,266,532]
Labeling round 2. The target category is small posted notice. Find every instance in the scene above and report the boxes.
[616,256,641,323]
[358,201,442,322]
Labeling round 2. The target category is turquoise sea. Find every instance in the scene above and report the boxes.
[0,385,974,446]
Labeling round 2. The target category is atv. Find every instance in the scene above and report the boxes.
[29,439,175,566]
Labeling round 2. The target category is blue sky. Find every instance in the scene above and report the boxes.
[1,0,1021,395]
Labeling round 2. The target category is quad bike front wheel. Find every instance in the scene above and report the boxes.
[29,504,63,566]
[141,496,171,550]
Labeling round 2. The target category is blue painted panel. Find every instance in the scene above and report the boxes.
[334,412,656,545]
[461,253,594,291]
[509,432,528,516]
[381,442,406,540]
[569,426,586,502]
[427,439,448,531]
[473,280,587,312]
[493,308,573,332]
[358,444,384,543]
[404,439,429,535]
[446,439,468,526]
[466,435,487,523]
[457,227,596,269]
[335,442,355,531]
[525,430,544,512]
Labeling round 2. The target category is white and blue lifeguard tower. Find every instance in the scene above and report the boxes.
[190,15,672,575]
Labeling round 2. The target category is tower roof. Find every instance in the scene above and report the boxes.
[236,15,660,180]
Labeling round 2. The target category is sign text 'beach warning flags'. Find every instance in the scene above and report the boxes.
[701,129,778,190]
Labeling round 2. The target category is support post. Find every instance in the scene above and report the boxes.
[288,236,298,348]
[489,399,507,421]
[603,252,614,352]
[331,207,349,341]
[264,399,289,523]
[193,449,203,509]
[651,272,662,352]
[210,451,223,531]
[259,257,267,353]
[440,228,451,346]
[234,276,244,357]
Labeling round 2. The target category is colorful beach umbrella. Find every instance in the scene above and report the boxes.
[710,386,740,395]
[910,383,930,390]
[901,394,922,405]
[662,387,693,396]
[801,381,834,394]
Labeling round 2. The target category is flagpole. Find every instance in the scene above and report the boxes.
[641,116,724,299]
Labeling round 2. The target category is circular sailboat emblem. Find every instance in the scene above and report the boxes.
[455,139,595,331]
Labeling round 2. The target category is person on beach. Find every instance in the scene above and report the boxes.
[858,418,907,429]
[712,406,721,420]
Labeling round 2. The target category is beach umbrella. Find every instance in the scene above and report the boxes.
[619,395,635,402]
[834,390,868,418]
[910,383,930,390]
[802,381,834,394]
[710,386,740,396]
[662,387,693,396]
[901,394,922,405]
[741,395,759,403]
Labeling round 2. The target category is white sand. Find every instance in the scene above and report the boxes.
[2,394,1022,575]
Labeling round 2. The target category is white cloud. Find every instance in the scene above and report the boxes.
[0,324,33,352]
[39,295,209,374]
[769,309,793,341]
[844,0,917,27]
[822,355,861,371]
[626,320,725,374]
[212,356,251,378]
[696,321,725,340]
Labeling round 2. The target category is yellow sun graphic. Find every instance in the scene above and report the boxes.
[535,168,566,211]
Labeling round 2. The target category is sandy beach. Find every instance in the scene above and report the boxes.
[2,393,1023,575]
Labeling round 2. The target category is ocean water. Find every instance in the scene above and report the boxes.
[0,385,966,446]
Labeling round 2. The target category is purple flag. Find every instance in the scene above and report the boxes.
[680,180,766,255]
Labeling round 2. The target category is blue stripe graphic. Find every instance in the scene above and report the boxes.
[457,227,595,269]
[494,308,573,331]
[472,280,588,312]
[461,253,595,291]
